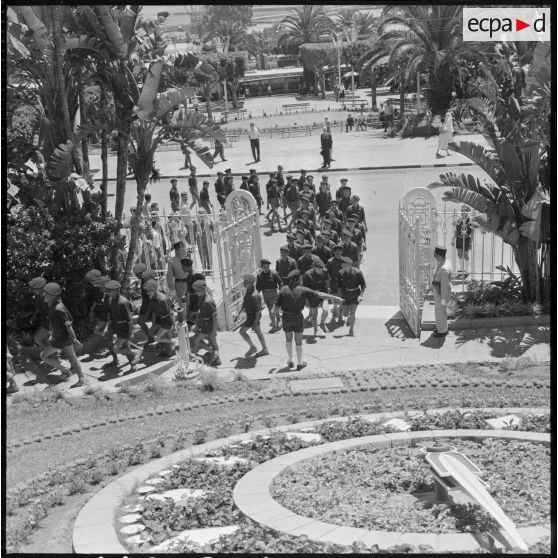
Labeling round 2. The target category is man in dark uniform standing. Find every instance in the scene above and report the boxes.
[346,218,365,264]
[322,218,340,244]
[303,257,330,334]
[284,176,300,231]
[239,175,249,191]
[313,234,332,265]
[106,280,143,373]
[337,256,366,336]
[336,178,349,201]
[256,257,283,332]
[326,244,345,324]
[276,245,297,285]
[276,270,342,370]
[214,171,226,210]
[341,229,360,267]
[238,274,269,357]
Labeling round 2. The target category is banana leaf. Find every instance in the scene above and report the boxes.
[135,59,163,120]
[95,5,127,57]
[48,140,74,180]
[448,142,503,186]
[154,87,197,120]
[19,6,51,54]
[493,139,523,200]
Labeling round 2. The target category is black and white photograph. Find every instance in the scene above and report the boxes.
[4,3,553,555]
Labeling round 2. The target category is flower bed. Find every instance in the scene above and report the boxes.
[271,439,550,533]
[113,410,551,553]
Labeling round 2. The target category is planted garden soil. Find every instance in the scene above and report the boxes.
[272,439,550,533]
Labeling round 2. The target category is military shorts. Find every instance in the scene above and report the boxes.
[282,313,304,333]
[262,289,278,309]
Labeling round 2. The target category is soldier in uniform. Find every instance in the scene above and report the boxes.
[188,165,200,209]
[298,169,308,189]
[300,182,315,207]
[337,256,366,336]
[224,173,235,198]
[321,218,339,244]
[348,194,367,232]
[190,279,221,366]
[338,185,353,222]
[28,277,50,350]
[326,244,345,324]
[276,164,287,220]
[106,280,143,373]
[313,234,332,265]
[303,257,330,334]
[286,232,302,261]
[295,229,311,252]
[167,241,190,303]
[306,174,316,194]
[256,257,283,332]
[320,230,336,250]
[341,229,359,267]
[283,176,300,231]
[239,175,249,191]
[265,177,283,232]
[335,178,349,201]
[182,258,205,325]
[89,274,119,365]
[41,282,86,387]
[214,171,226,210]
[316,181,332,228]
[276,245,298,285]
[276,269,342,370]
[238,274,269,357]
[248,172,263,214]
[432,246,452,337]
[144,279,176,357]
[299,210,316,239]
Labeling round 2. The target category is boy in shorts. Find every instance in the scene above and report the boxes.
[238,274,269,357]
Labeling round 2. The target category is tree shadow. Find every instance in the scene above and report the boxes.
[452,326,549,358]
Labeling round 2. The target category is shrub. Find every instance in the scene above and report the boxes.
[198,369,222,392]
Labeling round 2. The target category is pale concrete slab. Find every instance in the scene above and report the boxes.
[382,418,412,432]
[146,488,206,503]
[121,503,144,513]
[150,525,239,552]
[118,513,143,524]
[120,524,146,535]
[144,477,166,486]
[193,455,250,467]
[289,376,344,393]
[485,414,522,429]
[126,533,151,545]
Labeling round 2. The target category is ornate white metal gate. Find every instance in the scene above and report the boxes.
[398,188,438,337]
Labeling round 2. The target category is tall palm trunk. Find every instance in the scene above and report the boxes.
[121,184,147,292]
[319,70,326,99]
[230,80,239,109]
[49,6,82,175]
[77,66,89,167]
[514,237,540,302]
[370,69,377,109]
[114,110,130,223]
[99,81,108,221]
[399,71,406,117]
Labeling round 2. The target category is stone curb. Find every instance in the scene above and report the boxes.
[233,430,550,552]
[421,302,551,331]
[101,162,476,181]
[72,410,550,554]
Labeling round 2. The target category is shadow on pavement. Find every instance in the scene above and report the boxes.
[385,314,416,339]
[453,327,549,358]
[230,356,258,369]
[420,333,446,349]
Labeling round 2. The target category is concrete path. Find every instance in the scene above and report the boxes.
[9,309,550,399]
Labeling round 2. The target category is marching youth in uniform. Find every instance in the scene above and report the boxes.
[256,258,283,332]
[106,280,143,373]
[238,274,269,357]
[337,256,366,336]
[28,277,50,350]
[135,265,155,343]
[276,270,342,370]
[341,229,360,268]
[190,279,221,366]
[144,279,176,357]
[166,241,189,302]
[303,257,330,334]
[276,245,298,284]
[326,244,345,324]
[312,234,332,266]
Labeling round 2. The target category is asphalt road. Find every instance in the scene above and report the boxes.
[109,166,495,306]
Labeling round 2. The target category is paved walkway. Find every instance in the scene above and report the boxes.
[9,309,550,399]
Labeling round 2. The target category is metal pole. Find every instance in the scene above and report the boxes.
[223,80,229,112]
[176,306,190,368]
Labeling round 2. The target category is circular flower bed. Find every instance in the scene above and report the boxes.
[271,439,550,534]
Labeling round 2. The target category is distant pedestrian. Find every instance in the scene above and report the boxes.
[41,282,86,387]
[169,179,180,213]
[345,113,354,132]
[248,122,261,162]
[357,109,367,131]
[238,274,269,357]
[436,109,454,158]
[320,126,333,168]
[188,166,200,209]
[431,246,452,337]
[181,141,193,170]
[245,86,250,99]
[384,99,394,133]
[267,83,272,96]
[212,138,227,162]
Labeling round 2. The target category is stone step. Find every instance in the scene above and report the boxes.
[150,525,240,552]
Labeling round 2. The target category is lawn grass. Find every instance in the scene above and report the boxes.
[5,359,550,553]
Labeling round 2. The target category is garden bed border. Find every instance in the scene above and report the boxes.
[73,410,549,554]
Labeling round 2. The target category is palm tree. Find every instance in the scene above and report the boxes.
[353,11,377,39]
[121,60,225,290]
[277,6,332,51]
[358,6,488,115]
[427,48,549,303]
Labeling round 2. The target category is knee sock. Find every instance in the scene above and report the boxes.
[286,343,293,362]
[295,345,303,365]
